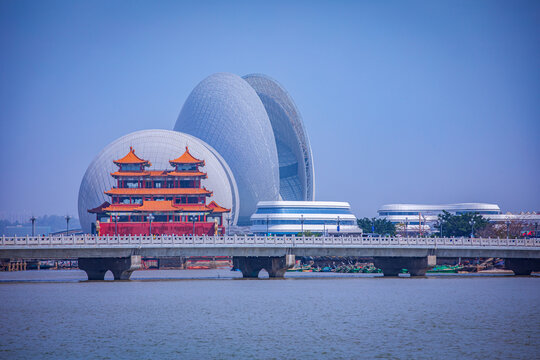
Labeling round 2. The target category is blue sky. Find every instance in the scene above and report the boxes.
[1,0,539,220]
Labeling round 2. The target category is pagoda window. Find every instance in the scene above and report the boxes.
[144,197,152,201]
[126,181,139,188]
[145,180,152,188]
[167,180,174,188]
[121,164,140,171]
[120,197,130,204]
[187,197,197,204]
[155,197,165,201]
[179,180,191,188]
[166,197,173,201]
[155,215,167,222]
[177,164,197,171]
[155,181,163,188]
[133,198,142,204]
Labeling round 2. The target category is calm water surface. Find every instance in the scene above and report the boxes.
[0,270,538,359]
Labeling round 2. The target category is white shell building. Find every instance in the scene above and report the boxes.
[251,201,360,235]
[175,73,315,225]
[242,74,315,202]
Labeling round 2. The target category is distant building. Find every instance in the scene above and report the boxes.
[250,201,361,235]
[377,203,540,234]
[88,146,230,236]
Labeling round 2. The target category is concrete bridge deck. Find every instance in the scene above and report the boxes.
[2,235,539,279]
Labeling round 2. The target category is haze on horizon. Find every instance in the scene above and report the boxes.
[1,0,539,222]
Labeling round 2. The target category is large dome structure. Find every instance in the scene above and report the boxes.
[174,73,280,225]
[243,74,315,201]
[78,129,239,233]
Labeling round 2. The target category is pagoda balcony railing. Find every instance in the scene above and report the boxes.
[1,235,539,248]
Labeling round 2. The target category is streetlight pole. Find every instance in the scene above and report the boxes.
[323,221,326,236]
[440,221,443,238]
[337,216,340,233]
[506,218,510,239]
[266,215,269,236]
[148,213,154,235]
[192,215,196,236]
[469,218,475,238]
[65,215,71,235]
[301,214,304,234]
[405,217,408,238]
[30,216,36,236]
[114,215,118,235]
[226,215,231,236]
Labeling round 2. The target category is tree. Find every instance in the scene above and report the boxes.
[435,211,488,237]
[476,220,533,239]
[357,217,396,236]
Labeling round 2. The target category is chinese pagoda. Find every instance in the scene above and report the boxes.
[88,146,230,236]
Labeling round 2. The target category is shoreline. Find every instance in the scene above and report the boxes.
[0,268,538,283]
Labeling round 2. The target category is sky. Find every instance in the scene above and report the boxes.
[1,0,539,221]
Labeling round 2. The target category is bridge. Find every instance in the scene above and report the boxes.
[1,235,539,280]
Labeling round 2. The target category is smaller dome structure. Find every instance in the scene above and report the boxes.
[78,129,239,233]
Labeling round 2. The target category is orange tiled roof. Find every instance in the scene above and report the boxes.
[110,170,170,177]
[101,204,141,212]
[113,147,151,166]
[170,146,204,165]
[133,201,179,212]
[104,188,212,196]
[111,170,207,177]
[111,171,150,177]
[133,201,212,213]
[208,201,231,213]
[167,171,207,178]
[88,201,111,214]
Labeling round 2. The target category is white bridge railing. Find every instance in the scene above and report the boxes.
[1,235,539,247]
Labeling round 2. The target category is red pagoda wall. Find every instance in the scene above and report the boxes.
[100,222,222,236]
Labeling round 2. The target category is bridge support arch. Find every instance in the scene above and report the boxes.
[505,258,540,276]
[233,255,295,278]
[373,256,435,276]
[78,255,141,281]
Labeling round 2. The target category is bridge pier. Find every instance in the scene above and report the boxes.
[505,258,540,276]
[233,255,295,278]
[78,255,142,280]
[373,256,435,276]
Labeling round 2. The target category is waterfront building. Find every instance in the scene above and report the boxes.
[88,146,230,236]
[78,130,238,233]
[377,203,540,234]
[250,201,361,235]
[175,72,315,224]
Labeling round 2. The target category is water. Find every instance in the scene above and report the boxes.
[1,270,539,359]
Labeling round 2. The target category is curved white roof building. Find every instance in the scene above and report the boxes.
[78,129,239,233]
[377,203,501,233]
[379,203,501,218]
[174,73,315,225]
[242,74,315,202]
[378,203,540,234]
[251,201,360,235]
